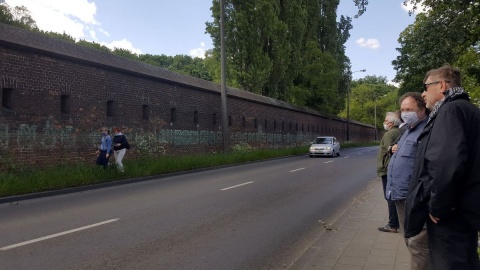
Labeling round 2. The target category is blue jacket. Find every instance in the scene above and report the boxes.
[100,134,112,153]
[385,118,427,200]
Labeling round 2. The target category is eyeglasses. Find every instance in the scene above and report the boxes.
[423,80,451,91]
[423,81,441,91]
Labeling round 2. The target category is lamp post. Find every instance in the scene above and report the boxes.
[346,69,366,142]
[220,0,229,153]
[374,98,377,141]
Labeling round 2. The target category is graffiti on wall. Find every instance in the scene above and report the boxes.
[0,116,76,150]
[0,116,315,155]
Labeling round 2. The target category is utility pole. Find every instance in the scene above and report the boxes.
[374,98,377,141]
[220,0,229,153]
[346,69,366,142]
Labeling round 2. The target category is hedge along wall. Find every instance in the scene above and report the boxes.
[0,23,375,171]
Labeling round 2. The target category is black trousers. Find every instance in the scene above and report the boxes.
[381,175,399,228]
[427,211,480,270]
[97,150,111,169]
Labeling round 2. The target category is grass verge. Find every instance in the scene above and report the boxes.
[0,142,377,198]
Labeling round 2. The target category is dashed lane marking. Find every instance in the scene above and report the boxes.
[0,219,120,251]
[221,181,254,191]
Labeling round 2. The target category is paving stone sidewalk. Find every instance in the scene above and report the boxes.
[290,178,410,270]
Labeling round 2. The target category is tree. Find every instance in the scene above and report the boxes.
[112,48,139,60]
[263,0,307,100]
[392,1,480,95]
[0,2,36,30]
[339,75,399,129]
[139,54,213,81]
[41,31,76,43]
[206,0,276,94]
[455,46,480,106]
[169,55,213,81]
[206,0,352,116]
[297,41,341,114]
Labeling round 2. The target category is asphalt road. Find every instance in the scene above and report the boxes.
[0,146,378,270]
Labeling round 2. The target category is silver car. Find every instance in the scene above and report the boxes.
[309,136,341,157]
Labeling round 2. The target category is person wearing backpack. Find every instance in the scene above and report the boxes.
[112,127,130,172]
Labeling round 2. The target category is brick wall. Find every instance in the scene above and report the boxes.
[0,23,374,171]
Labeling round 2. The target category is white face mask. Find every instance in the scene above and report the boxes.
[383,124,390,131]
[401,111,419,126]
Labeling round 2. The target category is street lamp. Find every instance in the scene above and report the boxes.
[374,98,377,141]
[220,0,229,152]
[346,69,366,142]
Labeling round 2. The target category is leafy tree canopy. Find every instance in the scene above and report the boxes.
[339,75,399,129]
[392,1,480,97]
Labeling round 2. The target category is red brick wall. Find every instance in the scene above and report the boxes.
[0,23,375,171]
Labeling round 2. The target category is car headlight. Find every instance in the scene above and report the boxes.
[309,147,314,151]
[326,147,331,150]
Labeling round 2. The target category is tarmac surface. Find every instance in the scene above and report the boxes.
[290,178,411,270]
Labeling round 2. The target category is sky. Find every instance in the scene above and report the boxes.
[4,0,420,83]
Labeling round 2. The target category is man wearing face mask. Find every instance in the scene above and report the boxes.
[385,92,429,270]
[377,112,401,233]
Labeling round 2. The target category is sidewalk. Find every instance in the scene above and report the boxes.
[290,178,410,270]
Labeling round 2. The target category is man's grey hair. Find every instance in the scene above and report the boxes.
[385,112,401,127]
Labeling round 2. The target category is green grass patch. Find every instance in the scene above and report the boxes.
[0,142,376,198]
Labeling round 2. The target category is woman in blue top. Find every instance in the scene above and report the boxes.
[96,127,112,169]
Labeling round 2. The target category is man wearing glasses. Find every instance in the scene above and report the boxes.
[405,66,480,269]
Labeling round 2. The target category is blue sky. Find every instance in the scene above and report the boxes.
[5,0,418,83]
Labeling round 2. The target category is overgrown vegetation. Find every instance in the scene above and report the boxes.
[392,1,480,104]
[0,142,375,198]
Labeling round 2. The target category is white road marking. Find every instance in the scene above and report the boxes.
[0,219,119,251]
[221,181,254,191]
[289,168,305,172]
[324,161,334,163]
[344,156,350,159]
[357,152,363,155]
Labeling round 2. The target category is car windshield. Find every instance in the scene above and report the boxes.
[314,138,332,144]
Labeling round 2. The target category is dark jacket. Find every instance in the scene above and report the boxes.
[112,133,128,151]
[404,95,480,238]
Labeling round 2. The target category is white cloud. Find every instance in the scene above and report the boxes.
[189,42,207,59]
[356,38,381,49]
[98,28,110,37]
[5,0,142,55]
[5,0,97,39]
[101,39,142,55]
[89,29,96,40]
[401,1,427,14]
[387,80,400,88]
